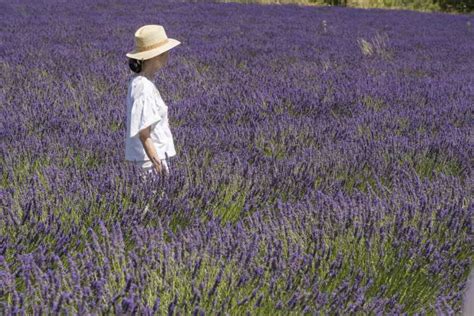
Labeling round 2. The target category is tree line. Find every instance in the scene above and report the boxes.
[322,0,473,13]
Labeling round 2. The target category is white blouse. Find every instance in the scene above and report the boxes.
[125,75,176,168]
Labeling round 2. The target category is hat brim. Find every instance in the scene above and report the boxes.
[126,38,181,60]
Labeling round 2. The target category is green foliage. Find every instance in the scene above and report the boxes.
[433,0,474,12]
[308,0,471,12]
[323,0,348,6]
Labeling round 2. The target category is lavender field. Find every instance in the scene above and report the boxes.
[1,0,473,314]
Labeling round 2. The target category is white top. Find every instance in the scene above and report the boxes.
[125,75,176,167]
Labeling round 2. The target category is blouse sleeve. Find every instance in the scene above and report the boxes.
[129,85,162,138]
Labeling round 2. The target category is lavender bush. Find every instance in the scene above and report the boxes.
[0,0,473,314]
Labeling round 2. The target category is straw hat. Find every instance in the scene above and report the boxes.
[126,25,181,60]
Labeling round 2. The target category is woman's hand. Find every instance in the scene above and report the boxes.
[139,128,167,176]
[152,158,164,174]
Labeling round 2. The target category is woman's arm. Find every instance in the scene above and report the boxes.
[139,126,163,173]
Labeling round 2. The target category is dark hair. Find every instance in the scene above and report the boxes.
[129,58,144,73]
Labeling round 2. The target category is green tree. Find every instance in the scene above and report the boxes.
[434,0,474,12]
[324,0,348,6]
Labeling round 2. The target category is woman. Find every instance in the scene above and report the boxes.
[125,24,181,181]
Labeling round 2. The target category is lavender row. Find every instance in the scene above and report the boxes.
[1,170,472,314]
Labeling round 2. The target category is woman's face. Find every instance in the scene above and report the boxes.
[150,51,169,71]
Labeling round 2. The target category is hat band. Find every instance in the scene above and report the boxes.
[137,38,169,52]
